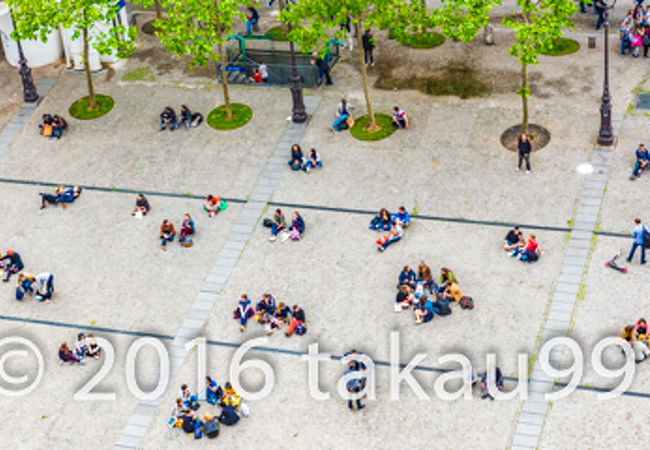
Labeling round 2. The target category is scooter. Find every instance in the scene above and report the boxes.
[605,250,627,273]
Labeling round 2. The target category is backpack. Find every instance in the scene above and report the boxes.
[15,287,24,301]
[295,322,307,335]
[182,238,194,247]
[193,420,203,439]
[643,226,650,248]
[204,418,219,438]
[263,218,274,228]
[42,125,53,137]
[182,416,194,433]
[459,296,474,310]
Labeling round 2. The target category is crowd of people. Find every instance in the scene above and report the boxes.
[58,332,102,365]
[233,293,307,335]
[619,318,650,362]
[1,249,55,302]
[619,6,650,57]
[369,207,410,252]
[169,379,248,439]
[159,105,203,131]
[39,113,67,139]
[288,144,322,172]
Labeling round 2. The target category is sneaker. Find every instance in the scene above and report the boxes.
[329,125,335,133]
[161,245,167,251]
[515,167,520,172]
[631,175,638,180]
[377,246,384,252]
[280,231,290,242]
[269,235,276,242]
[371,62,375,67]
[239,325,246,332]
[358,404,365,410]
[526,170,530,174]
[305,166,311,173]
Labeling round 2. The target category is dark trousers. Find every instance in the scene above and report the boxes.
[364,48,374,64]
[644,45,650,57]
[596,12,605,30]
[627,242,646,264]
[322,68,332,85]
[518,152,531,170]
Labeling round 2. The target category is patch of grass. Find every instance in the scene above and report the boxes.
[350,113,395,141]
[540,38,580,56]
[207,103,252,130]
[626,102,634,115]
[567,219,574,228]
[396,31,445,49]
[412,198,419,217]
[577,283,586,301]
[265,25,289,41]
[69,94,114,120]
[121,65,155,82]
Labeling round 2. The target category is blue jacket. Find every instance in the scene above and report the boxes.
[290,215,305,233]
[392,210,410,224]
[398,269,416,286]
[636,148,649,162]
[632,224,648,244]
[218,406,240,425]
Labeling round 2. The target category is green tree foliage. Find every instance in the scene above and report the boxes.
[503,0,576,133]
[153,0,246,120]
[8,0,136,110]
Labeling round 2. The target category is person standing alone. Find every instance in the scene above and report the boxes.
[516,133,532,174]
[627,218,649,264]
[362,29,375,66]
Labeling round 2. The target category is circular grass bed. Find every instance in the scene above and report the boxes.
[540,38,579,56]
[207,103,252,130]
[396,31,445,49]
[265,25,289,41]
[350,113,395,141]
[69,94,114,120]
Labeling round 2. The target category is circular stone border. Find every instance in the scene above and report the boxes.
[500,123,551,152]
[540,38,580,56]
[349,113,395,141]
[207,103,253,130]
[68,94,115,120]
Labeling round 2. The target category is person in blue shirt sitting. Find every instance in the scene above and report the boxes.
[414,295,434,324]
[369,208,392,231]
[392,206,410,227]
[631,143,649,180]
[397,265,417,289]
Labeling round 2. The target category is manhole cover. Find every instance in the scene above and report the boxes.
[636,93,650,110]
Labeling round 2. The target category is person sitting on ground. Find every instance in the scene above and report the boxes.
[438,267,458,292]
[1,250,24,282]
[330,98,353,132]
[377,220,403,252]
[85,334,101,359]
[417,261,437,293]
[234,294,254,332]
[218,404,240,426]
[249,67,263,83]
[444,280,462,303]
[630,143,649,180]
[245,6,259,35]
[269,301,291,332]
[414,295,434,324]
[287,211,305,240]
[180,410,198,434]
[15,272,35,300]
[396,284,414,310]
[179,384,199,410]
[257,60,269,82]
[59,185,82,208]
[397,265,417,289]
[39,186,62,209]
[392,206,410,227]
[269,208,287,242]
[479,366,504,399]
[516,233,542,262]
[169,398,187,427]
[288,144,304,171]
[177,105,193,129]
[504,225,525,251]
[59,342,83,364]
[255,293,276,318]
[51,115,67,139]
[39,114,54,137]
[432,291,452,316]
[369,208,392,231]
[205,376,224,405]
[302,148,322,172]
[204,194,221,217]
[74,332,87,360]
[179,213,195,244]
[160,106,177,131]
[160,219,176,251]
[285,304,307,336]
[392,106,409,129]
[132,193,150,216]
[221,381,241,407]
[34,272,54,302]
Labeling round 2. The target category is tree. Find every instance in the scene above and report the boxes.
[503,0,576,134]
[140,0,165,21]
[153,0,245,120]
[8,0,136,110]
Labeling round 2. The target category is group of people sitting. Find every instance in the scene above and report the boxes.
[160,214,196,250]
[329,98,409,132]
[39,185,82,210]
[395,264,473,323]
[619,6,650,57]
[58,332,102,364]
[15,271,55,302]
[288,144,323,172]
[503,226,543,263]
[39,113,67,139]
[233,293,307,335]
[265,208,306,242]
[159,105,204,131]
[619,317,650,362]
[369,207,410,252]
[169,379,246,439]
[248,60,270,83]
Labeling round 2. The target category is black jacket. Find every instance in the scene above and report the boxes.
[518,139,532,155]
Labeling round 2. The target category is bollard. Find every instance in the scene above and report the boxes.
[484,24,494,45]
[588,36,596,49]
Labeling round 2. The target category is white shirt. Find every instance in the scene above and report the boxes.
[259,63,268,79]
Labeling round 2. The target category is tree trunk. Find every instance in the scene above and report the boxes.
[218,41,232,120]
[279,0,288,34]
[521,63,528,135]
[82,25,97,110]
[355,22,378,131]
[154,1,163,20]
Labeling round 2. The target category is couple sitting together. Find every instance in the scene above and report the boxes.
[288,144,322,172]
[160,105,203,130]
[39,114,67,139]
[370,207,410,252]
[504,226,543,262]
[39,185,82,209]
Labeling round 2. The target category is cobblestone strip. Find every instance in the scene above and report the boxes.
[114,96,321,449]
[0,79,56,156]
[510,118,621,449]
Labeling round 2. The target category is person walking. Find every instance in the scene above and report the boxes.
[516,133,532,174]
[627,218,649,264]
[362,29,375,66]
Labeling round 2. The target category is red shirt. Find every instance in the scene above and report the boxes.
[253,72,263,83]
[526,240,538,252]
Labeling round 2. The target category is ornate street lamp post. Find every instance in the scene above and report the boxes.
[597,0,616,146]
[9,11,39,103]
[288,24,306,123]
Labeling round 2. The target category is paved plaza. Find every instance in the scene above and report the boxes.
[1,2,650,449]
